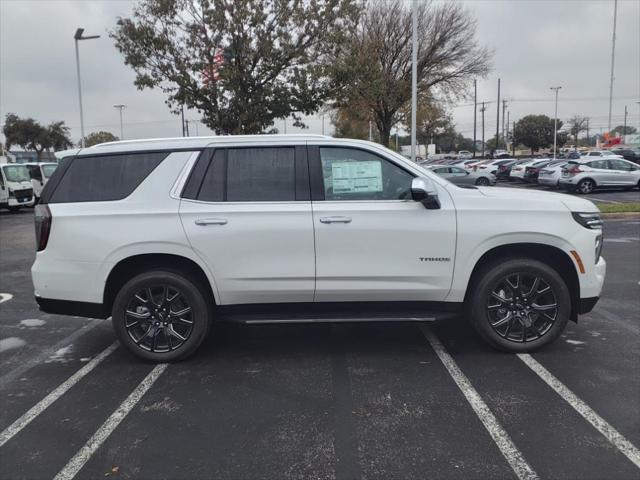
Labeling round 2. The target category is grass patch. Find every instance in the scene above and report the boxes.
[595,202,640,214]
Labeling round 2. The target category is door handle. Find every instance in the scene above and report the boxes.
[195,218,228,226]
[319,216,352,224]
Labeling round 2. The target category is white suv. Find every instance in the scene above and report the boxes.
[32,135,606,361]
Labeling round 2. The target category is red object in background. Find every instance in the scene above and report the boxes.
[202,49,225,85]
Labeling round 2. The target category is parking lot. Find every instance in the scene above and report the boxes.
[0,202,639,480]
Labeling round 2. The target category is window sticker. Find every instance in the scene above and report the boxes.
[330,160,382,193]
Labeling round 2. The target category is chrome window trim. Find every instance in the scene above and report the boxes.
[170,151,201,200]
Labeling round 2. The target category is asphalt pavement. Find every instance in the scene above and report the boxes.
[0,208,639,480]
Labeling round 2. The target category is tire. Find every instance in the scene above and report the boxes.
[112,270,211,362]
[475,177,491,186]
[467,258,570,352]
[576,178,595,194]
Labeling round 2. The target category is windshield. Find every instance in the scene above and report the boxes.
[42,164,57,178]
[2,165,30,182]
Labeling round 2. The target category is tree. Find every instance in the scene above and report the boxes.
[331,0,491,146]
[567,115,589,148]
[2,114,72,159]
[111,0,359,134]
[513,114,563,155]
[612,125,637,135]
[83,131,119,147]
[331,106,372,141]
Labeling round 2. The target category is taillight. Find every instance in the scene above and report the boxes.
[34,204,52,251]
[567,165,583,175]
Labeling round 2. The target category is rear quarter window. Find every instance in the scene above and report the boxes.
[49,152,168,203]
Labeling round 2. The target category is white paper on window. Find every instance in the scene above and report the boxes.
[331,161,382,193]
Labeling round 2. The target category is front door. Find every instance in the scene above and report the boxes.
[309,146,456,302]
[180,146,315,305]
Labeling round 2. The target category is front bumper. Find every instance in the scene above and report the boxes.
[578,297,599,314]
[7,197,34,207]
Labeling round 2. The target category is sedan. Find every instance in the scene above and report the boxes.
[537,161,569,188]
[428,165,496,186]
[559,158,640,194]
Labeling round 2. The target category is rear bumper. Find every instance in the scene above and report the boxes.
[35,296,108,319]
[537,176,558,186]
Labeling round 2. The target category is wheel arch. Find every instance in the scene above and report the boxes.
[463,243,580,322]
[103,253,217,316]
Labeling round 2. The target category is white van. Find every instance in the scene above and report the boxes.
[25,162,58,201]
[0,163,35,211]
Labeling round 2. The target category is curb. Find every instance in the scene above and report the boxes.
[600,212,640,219]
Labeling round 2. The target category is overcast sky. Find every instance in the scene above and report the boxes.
[1,0,639,146]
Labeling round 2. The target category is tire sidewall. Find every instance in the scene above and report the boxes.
[112,270,210,362]
[469,258,570,352]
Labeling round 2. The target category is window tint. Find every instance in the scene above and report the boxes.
[28,165,43,181]
[433,167,449,174]
[450,167,466,174]
[588,160,609,169]
[319,147,414,201]
[609,159,633,171]
[49,152,167,203]
[196,147,296,202]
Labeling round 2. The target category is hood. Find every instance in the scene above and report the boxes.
[474,186,599,213]
[6,180,32,189]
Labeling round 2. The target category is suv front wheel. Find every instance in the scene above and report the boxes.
[112,270,211,361]
[468,258,570,352]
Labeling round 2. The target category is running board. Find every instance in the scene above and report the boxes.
[214,301,462,325]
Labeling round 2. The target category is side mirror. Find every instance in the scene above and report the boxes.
[411,177,440,210]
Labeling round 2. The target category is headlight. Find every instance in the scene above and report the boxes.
[572,212,603,229]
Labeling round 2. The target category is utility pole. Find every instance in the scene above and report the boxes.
[495,78,500,153]
[586,118,590,145]
[395,130,399,152]
[321,113,325,136]
[283,117,287,134]
[607,0,618,133]
[480,101,486,157]
[181,105,185,137]
[623,105,628,141]
[506,110,510,151]
[74,28,100,147]
[410,0,418,162]
[113,104,126,140]
[550,86,562,159]
[473,79,477,158]
[512,121,516,157]
[369,119,373,142]
[502,100,507,147]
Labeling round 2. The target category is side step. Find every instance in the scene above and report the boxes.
[214,301,462,325]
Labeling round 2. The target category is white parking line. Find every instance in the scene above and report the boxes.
[518,353,640,469]
[0,318,104,389]
[0,293,14,304]
[420,326,539,480]
[0,342,118,448]
[53,363,168,480]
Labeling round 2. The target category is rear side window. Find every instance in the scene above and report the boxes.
[196,147,297,202]
[49,152,167,203]
[588,160,608,169]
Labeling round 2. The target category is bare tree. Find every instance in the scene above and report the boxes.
[567,115,589,149]
[332,0,491,146]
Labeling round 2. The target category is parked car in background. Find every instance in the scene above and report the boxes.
[495,160,519,180]
[0,163,35,211]
[582,150,623,159]
[458,150,473,160]
[523,160,554,183]
[566,151,581,160]
[32,135,605,360]
[427,164,496,186]
[611,148,640,165]
[25,163,58,202]
[538,161,569,188]
[559,158,640,193]
[509,158,542,182]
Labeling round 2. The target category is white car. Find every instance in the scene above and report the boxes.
[25,162,58,201]
[581,150,623,159]
[559,158,640,194]
[32,135,606,361]
[537,161,568,188]
[509,159,543,181]
[0,163,35,211]
[458,150,472,160]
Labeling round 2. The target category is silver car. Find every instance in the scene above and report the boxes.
[427,165,496,186]
[559,158,640,194]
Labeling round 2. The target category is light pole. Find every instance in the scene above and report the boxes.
[113,104,126,140]
[550,86,562,159]
[74,28,100,148]
[410,0,418,162]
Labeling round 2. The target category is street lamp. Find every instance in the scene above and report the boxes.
[113,104,126,139]
[74,28,100,148]
[550,86,562,159]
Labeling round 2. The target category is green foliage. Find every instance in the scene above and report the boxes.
[111,0,360,134]
[2,114,72,159]
[513,114,563,155]
[612,125,637,135]
[332,0,491,146]
[331,107,372,141]
[82,131,119,147]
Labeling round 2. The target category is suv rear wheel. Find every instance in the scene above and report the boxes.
[468,258,570,352]
[576,178,595,194]
[112,270,210,361]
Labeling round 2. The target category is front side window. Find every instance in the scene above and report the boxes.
[609,159,635,171]
[42,164,57,178]
[28,165,43,181]
[197,147,296,202]
[319,147,414,201]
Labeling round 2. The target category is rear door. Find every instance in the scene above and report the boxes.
[180,146,315,304]
[309,145,456,302]
[585,160,612,185]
